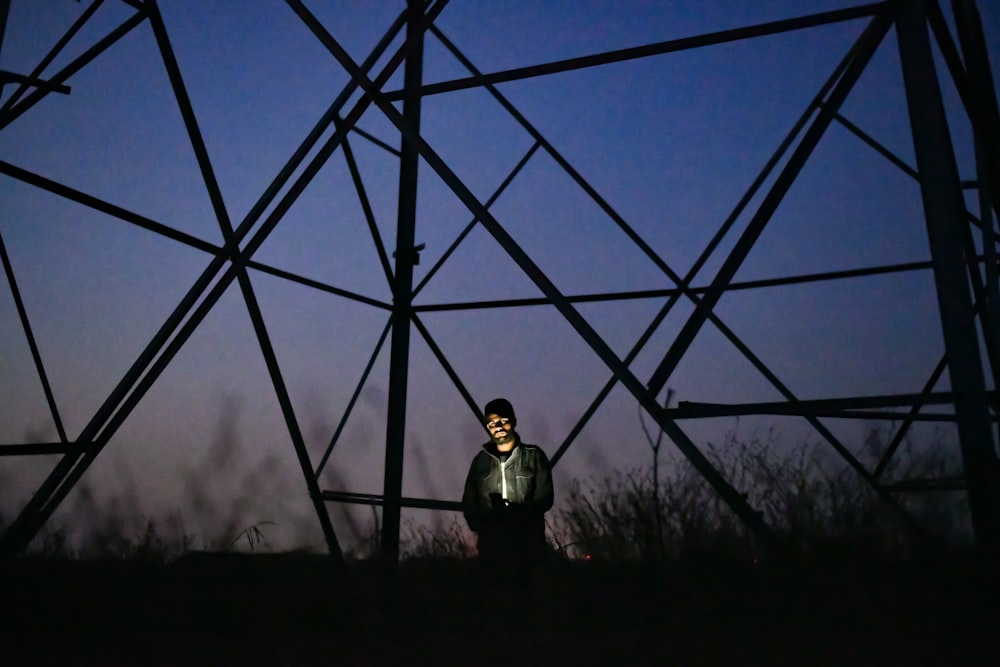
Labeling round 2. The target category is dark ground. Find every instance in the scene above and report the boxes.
[2,550,998,666]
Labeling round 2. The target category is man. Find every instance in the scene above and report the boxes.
[462,398,554,565]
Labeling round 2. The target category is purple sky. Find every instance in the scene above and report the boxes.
[1,0,998,552]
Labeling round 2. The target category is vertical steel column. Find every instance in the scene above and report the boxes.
[954,0,1000,448]
[0,0,10,99]
[897,0,1000,547]
[951,0,1000,218]
[954,0,1000,387]
[0,0,9,50]
[381,0,425,563]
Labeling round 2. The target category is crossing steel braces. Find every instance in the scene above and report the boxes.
[1,0,999,561]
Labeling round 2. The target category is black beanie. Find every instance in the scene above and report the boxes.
[484,398,516,424]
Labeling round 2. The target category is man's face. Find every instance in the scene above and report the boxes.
[485,413,516,448]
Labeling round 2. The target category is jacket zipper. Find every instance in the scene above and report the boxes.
[500,457,508,502]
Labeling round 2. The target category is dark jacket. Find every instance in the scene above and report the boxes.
[462,439,554,558]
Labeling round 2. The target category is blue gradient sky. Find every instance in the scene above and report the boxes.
[1,1,998,550]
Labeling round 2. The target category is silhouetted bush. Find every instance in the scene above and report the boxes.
[551,428,968,564]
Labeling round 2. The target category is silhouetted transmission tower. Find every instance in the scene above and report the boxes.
[1,0,999,562]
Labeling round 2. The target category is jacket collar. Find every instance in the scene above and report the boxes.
[483,435,521,460]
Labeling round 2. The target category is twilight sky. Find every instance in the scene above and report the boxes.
[1,0,998,552]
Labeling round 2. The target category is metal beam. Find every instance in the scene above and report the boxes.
[430,7,922,533]
[831,109,919,178]
[412,259,936,312]
[0,1,430,557]
[0,161,221,254]
[0,72,70,95]
[146,0,346,562]
[953,0,1000,399]
[0,0,10,70]
[245,260,392,310]
[541,27,871,469]
[0,443,82,456]
[875,357,949,478]
[412,141,541,298]
[321,490,461,513]
[670,391,993,420]
[337,121,396,286]
[4,0,996,560]
[384,2,886,101]
[380,0,427,564]
[927,1,1000,221]
[411,313,481,422]
[0,7,145,130]
[315,318,393,478]
[425,22,915,535]
[646,8,895,397]
[896,0,1000,548]
[289,2,780,549]
[0,232,68,443]
[350,125,402,157]
[0,0,104,103]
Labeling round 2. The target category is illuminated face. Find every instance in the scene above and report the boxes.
[485,413,516,448]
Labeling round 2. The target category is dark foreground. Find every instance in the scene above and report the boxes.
[2,550,998,666]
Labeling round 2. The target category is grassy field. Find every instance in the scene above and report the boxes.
[2,432,997,665]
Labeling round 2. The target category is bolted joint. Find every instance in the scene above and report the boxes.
[393,242,425,266]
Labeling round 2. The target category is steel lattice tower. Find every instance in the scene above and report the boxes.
[1,0,999,562]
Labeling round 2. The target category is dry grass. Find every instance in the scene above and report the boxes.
[551,427,968,564]
[0,424,972,565]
